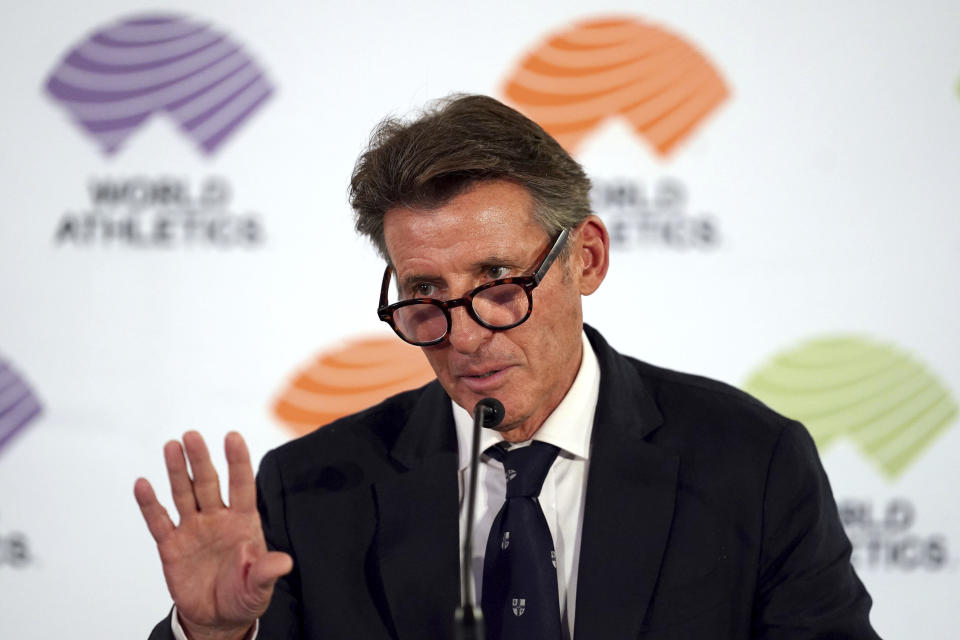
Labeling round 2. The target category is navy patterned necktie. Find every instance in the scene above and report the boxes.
[481,441,562,640]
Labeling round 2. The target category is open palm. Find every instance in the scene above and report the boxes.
[135,431,292,640]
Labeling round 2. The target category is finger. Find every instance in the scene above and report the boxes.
[248,551,294,593]
[225,431,256,513]
[182,431,226,511]
[134,477,175,543]
[164,440,198,518]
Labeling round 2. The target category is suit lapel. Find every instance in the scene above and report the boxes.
[574,328,680,639]
[374,381,461,640]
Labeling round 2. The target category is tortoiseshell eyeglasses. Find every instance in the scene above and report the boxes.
[377,228,570,346]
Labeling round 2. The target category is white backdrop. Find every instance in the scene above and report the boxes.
[1,1,958,637]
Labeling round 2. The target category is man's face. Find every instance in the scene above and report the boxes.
[382,180,587,441]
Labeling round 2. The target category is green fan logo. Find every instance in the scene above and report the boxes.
[744,335,957,478]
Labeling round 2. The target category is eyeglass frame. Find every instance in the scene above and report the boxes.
[377,227,571,346]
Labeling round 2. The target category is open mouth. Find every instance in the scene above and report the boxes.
[468,370,501,379]
[459,366,511,391]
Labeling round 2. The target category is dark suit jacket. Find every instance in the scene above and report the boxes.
[151,326,880,639]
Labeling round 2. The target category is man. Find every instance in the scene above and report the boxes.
[136,95,881,639]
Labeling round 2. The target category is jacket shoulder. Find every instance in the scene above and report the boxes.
[634,356,780,415]
[261,382,435,477]
[585,322,795,453]
[636,356,796,444]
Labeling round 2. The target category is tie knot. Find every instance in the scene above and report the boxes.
[485,441,560,498]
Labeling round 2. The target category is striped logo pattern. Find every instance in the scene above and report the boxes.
[45,14,273,155]
[503,17,728,156]
[744,335,957,478]
[273,337,436,436]
[0,358,43,454]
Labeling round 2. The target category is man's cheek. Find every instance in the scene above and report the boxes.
[422,353,445,378]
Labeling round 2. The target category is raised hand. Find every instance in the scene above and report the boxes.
[134,431,293,640]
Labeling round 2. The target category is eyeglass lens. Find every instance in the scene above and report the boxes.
[394,304,447,344]
[392,282,529,343]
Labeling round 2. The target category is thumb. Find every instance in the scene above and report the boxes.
[247,551,294,595]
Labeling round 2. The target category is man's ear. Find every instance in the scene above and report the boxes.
[574,215,609,295]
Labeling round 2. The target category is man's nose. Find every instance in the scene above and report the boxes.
[446,305,492,354]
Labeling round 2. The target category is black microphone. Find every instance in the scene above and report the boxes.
[475,397,505,431]
[454,397,505,639]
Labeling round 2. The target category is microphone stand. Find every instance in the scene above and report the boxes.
[453,398,504,640]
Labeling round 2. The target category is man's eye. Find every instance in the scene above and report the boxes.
[413,283,438,297]
[486,266,509,280]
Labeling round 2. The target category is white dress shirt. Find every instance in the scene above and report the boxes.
[455,330,601,639]
[173,331,600,640]
[171,610,257,640]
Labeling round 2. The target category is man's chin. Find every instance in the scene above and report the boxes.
[492,416,541,443]
[451,389,510,419]
[489,418,523,434]
[448,390,538,441]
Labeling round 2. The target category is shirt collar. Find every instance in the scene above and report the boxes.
[454,330,601,472]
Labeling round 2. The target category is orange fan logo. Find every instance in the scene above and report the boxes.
[503,17,728,156]
[273,336,436,437]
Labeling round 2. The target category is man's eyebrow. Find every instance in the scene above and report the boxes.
[395,255,528,292]
[469,255,525,271]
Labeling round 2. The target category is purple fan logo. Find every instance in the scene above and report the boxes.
[45,14,274,155]
[0,357,43,455]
